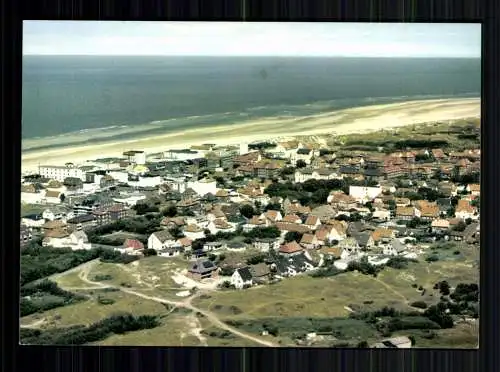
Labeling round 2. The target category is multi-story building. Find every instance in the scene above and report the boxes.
[38,164,85,182]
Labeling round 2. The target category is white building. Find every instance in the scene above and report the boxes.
[349,186,382,203]
[239,143,249,155]
[112,192,147,206]
[147,231,177,251]
[39,164,85,182]
[164,149,202,161]
[230,267,253,289]
[186,179,217,197]
[129,176,163,188]
[107,171,129,184]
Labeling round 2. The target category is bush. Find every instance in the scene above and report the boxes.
[93,274,113,281]
[425,255,439,262]
[97,297,115,305]
[410,301,428,309]
[142,249,157,257]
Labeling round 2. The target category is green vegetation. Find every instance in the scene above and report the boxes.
[20,280,85,316]
[20,313,160,345]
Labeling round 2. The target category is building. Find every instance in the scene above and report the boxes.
[147,230,177,251]
[278,241,304,257]
[163,149,202,161]
[66,214,97,231]
[253,238,280,252]
[92,204,130,225]
[349,186,382,203]
[230,267,253,289]
[20,224,33,247]
[187,259,219,280]
[39,164,85,182]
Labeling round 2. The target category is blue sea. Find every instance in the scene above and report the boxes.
[22,56,480,152]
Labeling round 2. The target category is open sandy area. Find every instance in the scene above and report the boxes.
[21,97,480,173]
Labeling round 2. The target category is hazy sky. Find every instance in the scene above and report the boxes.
[23,21,481,58]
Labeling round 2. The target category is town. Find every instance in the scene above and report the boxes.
[20,119,480,347]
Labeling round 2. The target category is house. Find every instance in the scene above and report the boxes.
[20,224,33,247]
[395,198,411,207]
[279,241,304,257]
[250,263,271,283]
[310,205,338,223]
[289,252,316,272]
[418,202,440,221]
[21,214,46,228]
[395,206,421,220]
[253,238,280,252]
[161,217,186,229]
[69,230,92,250]
[348,186,382,203]
[327,192,357,210]
[41,220,68,237]
[121,239,145,255]
[372,209,391,221]
[292,148,314,165]
[371,228,396,245]
[42,207,71,221]
[324,220,348,241]
[351,232,375,251]
[339,237,361,259]
[431,219,450,233]
[230,267,254,289]
[44,190,63,204]
[382,239,407,256]
[262,210,283,224]
[148,230,177,251]
[66,214,96,231]
[300,233,320,249]
[183,224,205,240]
[158,246,184,258]
[42,229,71,248]
[467,183,480,196]
[282,214,303,224]
[455,199,478,220]
[187,259,219,280]
[203,241,223,252]
[304,215,321,230]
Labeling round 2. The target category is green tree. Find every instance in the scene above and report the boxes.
[240,204,256,219]
[296,160,307,168]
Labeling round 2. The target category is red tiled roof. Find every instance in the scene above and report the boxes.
[279,241,303,254]
[124,239,144,250]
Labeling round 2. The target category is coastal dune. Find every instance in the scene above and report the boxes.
[22,98,480,172]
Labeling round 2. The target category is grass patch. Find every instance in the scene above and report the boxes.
[20,291,167,328]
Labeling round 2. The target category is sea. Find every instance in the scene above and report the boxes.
[22,56,481,152]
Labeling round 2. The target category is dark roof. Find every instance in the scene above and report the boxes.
[290,253,315,270]
[352,232,372,247]
[364,168,382,177]
[236,267,253,281]
[436,198,452,206]
[22,214,43,220]
[297,148,312,155]
[189,259,218,274]
[340,165,359,174]
[67,214,96,224]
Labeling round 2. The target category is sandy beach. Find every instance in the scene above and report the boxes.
[21,97,480,173]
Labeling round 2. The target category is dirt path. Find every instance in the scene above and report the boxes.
[58,261,277,347]
[20,318,46,329]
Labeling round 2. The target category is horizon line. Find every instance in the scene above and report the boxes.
[23,54,481,59]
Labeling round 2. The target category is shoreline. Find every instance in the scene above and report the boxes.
[22,97,480,173]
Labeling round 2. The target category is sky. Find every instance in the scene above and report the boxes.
[23,21,481,58]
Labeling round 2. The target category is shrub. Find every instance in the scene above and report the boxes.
[425,255,439,262]
[410,301,428,309]
[97,297,115,305]
[93,274,113,281]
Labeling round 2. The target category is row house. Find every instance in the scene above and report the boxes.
[395,206,421,220]
[327,192,358,210]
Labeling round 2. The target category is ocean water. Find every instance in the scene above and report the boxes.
[22,56,480,152]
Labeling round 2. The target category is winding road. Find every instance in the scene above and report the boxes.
[56,260,278,347]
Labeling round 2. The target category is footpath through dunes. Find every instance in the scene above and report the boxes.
[21,97,480,173]
[49,260,278,347]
